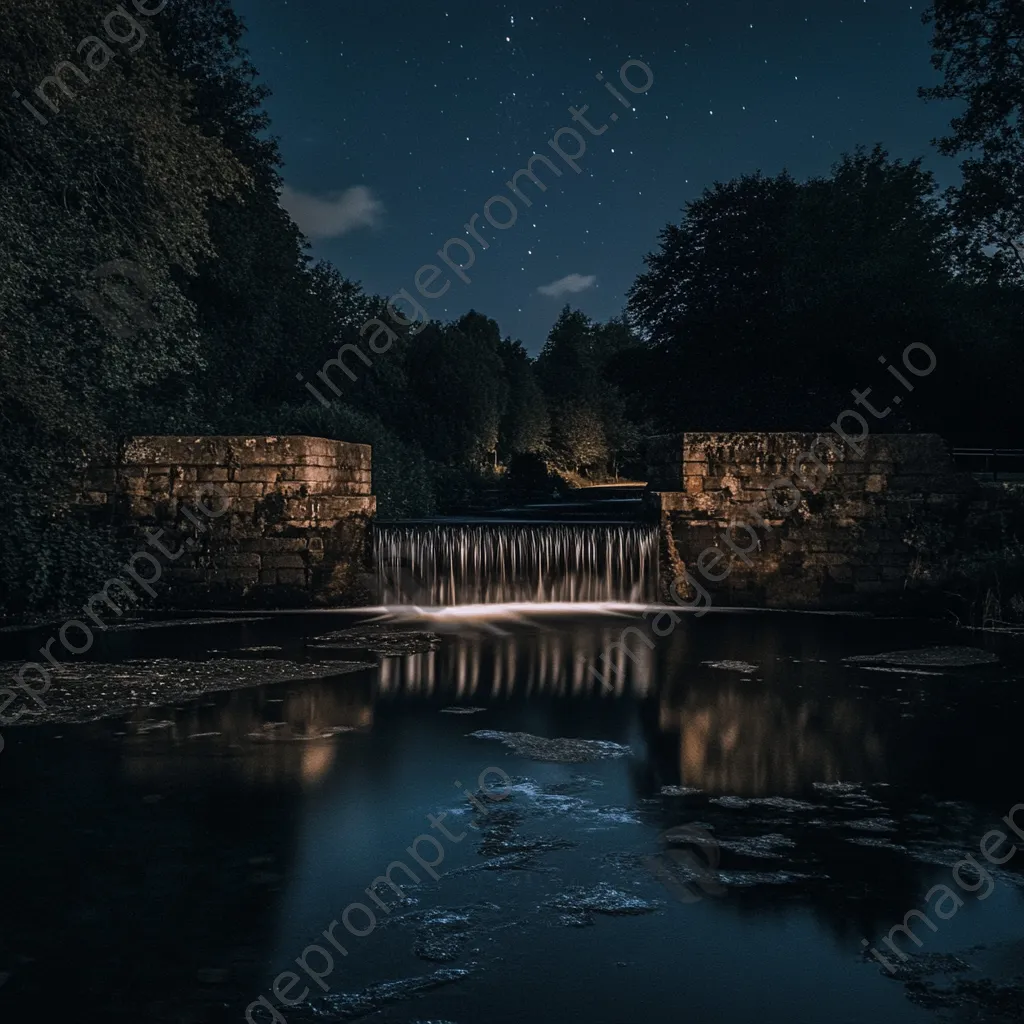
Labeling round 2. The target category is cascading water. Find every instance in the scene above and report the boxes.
[375,522,658,606]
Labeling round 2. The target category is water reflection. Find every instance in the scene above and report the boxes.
[88,618,901,798]
[378,622,654,698]
[111,677,376,788]
[660,686,885,794]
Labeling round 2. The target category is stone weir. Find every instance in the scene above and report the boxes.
[79,435,375,607]
[647,432,1024,611]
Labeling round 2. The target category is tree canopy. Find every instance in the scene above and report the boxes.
[921,0,1024,278]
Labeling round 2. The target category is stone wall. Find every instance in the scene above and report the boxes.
[647,432,1016,610]
[79,435,375,607]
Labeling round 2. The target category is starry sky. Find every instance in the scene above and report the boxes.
[232,0,958,353]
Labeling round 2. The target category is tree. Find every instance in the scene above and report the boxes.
[497,339,549,458]
[0,0,248,616]
[920,0,1024,280]
[553,406,608,474]
[405,313,508,466]
[536,306,602,405]
[626,148,971,431]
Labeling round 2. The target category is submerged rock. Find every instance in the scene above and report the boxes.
[470,729,632,763]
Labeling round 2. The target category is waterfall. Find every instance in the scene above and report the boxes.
[375,522,658,606]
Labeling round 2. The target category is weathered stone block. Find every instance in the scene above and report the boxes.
[234,466,275,483]
[215,553,261,569]
[261,553,306,570]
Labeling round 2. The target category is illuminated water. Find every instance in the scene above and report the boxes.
[375,521,659,606]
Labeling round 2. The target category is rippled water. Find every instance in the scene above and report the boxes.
[0,610,1022,1023]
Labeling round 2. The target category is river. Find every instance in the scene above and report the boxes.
[1,603,1022,1023]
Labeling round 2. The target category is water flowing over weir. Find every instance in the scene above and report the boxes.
[375,522,659,606]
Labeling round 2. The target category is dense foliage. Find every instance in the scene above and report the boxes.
[625,145,1024,437]
[921,0,1024,278]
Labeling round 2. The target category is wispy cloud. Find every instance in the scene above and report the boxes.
[537,273,597,297]
[279,184,384,239]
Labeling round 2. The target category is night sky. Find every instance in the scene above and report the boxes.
[233,0,957,352]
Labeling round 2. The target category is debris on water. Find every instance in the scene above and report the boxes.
[845,646,999,669]
[857,666,945,676]
[479,833,576,859]
[717,870,820,887]
[845,817,897,832]
[870,950,1024,1018]
[310,967,471,1019]
[103,616,269,632]
[134,719,176,734]
[717,833,797,859]
[0,657,370,727]
[473,803,577,868]
[310,625,441,656]
[239,645,283,653]
[660,785,701,797]
[470,729,631,762]
[439,706,487,714]
[813,781,869,796]
[701,659,759,673]
[411,909,474,963]
[546,882,660,924]
[543,774,605,794]
[709,796,817,812]
[846,836,907,851]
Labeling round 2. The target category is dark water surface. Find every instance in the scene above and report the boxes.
[1,610,1023,1023]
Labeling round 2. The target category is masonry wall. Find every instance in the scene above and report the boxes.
[647,432,1014,610]
[79,435,375,607]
